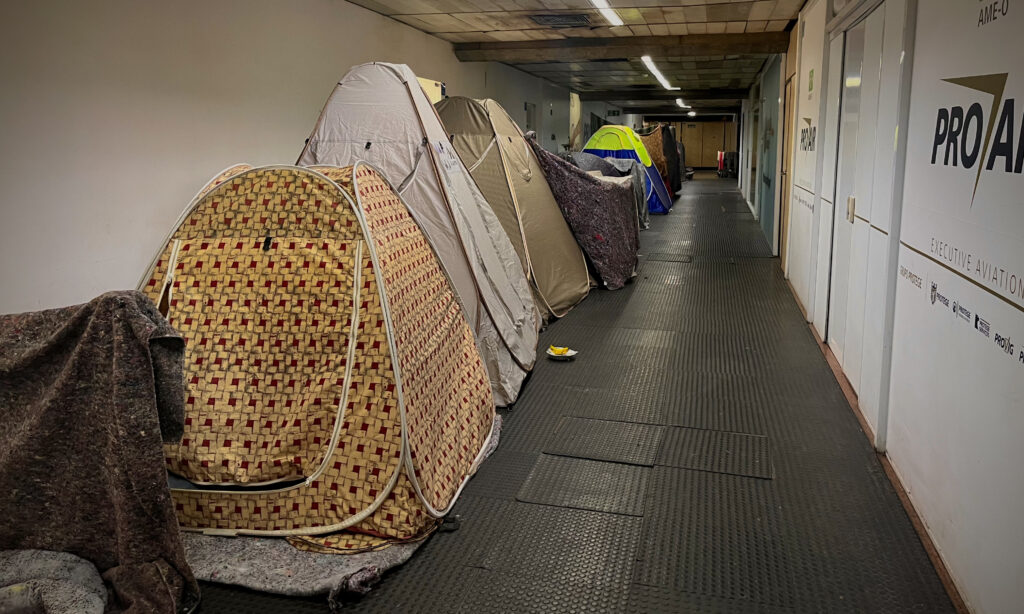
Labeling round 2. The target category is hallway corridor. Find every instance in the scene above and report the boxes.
[201,176,955,613]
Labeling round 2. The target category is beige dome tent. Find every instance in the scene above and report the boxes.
[298,63,539,406]
[436,97,589,318]
[138,163,495,552]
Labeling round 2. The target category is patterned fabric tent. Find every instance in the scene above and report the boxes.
[639,125,671,194]
[639,124,682,195]
[583,125,673,214]
[436,97,589,319]
[297,63,539,406]
[139,163,495,552]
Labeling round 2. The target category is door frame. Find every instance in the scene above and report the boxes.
[781,75,796,271]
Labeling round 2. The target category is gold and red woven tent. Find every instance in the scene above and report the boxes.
[139,163,494,552]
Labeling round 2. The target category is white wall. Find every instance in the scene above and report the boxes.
[887,2,1024,612]
[785,0,827,315]
[0,0,568,314]
[778,1,1024,611]
[579,101,632,144]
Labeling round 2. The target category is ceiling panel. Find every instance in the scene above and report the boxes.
[348,0,798,108]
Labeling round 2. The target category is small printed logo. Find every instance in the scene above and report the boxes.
[930,283,951,308]
[953,300,972,322]
[975,313,991,337]
[799,118,817,152]
[995,333,1015,356]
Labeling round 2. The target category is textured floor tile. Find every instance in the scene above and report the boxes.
[545,417,665,465]
[516,455,650,516]
[656,426,773,479]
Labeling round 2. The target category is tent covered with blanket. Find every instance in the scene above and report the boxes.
[297,62,539,406]
[569,151,650,231]
[435,96,588,318]
[139,163,495,553]
[583,125,673,214]
[640,123,682,195]
[528,136,638,290]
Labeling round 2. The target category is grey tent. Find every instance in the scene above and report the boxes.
[436,97,589,318]
[297,63,540,406]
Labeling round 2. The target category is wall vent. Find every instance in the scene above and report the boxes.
[530,14,591,27]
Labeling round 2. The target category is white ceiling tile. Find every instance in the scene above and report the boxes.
[748,1,775,21]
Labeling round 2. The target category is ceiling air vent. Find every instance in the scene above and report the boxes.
[530,14,591,28]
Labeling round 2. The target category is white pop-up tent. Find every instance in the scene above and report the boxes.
[298,63,540,406]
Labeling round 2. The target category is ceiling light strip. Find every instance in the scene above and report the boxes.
[641,56,679,91]
[589,0,623,27]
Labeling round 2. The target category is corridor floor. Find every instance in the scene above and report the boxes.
[200,176,955,613]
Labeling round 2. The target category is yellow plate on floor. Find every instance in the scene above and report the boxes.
[545,347,578,361]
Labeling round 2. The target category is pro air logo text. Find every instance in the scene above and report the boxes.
[799,118,816,152]
[930,73,1022,205]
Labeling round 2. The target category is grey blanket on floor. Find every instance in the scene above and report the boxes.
[185,535,418,610]
[184,415,502,611]
[529,137,639,289]
[0,291,199,613]
[0,550,107,614]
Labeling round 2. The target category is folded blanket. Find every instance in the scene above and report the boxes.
[0,291,199,613]
[568,152,626,178]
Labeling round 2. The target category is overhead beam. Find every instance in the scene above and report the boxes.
[632,107,740,115]
[453,32,789,63]
[578,88,748,102]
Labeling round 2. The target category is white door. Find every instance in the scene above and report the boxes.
[826,19,865,367]
[827,7,885,392]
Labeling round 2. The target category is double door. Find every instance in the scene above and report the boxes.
[824,0,907,398]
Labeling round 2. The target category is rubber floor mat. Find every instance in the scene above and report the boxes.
[516,455,650,516]
[656,426,773,479]
[646,253,693,263]
[633,467,798,607]
[198,583,328,613]
[475,498,642,587]
[627,583,796,614]
[545,417,665,465]
[460,568,631,614]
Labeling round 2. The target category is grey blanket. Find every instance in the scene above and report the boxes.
[580,155,650,231]
[568,152,625,178]
[0,550,107,614]
[0,291,199,613]
[528,138,639,289]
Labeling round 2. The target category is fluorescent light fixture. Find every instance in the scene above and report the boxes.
[687,111,697,117]
[641,55,679,91]
[675,98,691,108]
[589,0,623,26]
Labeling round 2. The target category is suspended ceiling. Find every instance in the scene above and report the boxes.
[348,0,803,114]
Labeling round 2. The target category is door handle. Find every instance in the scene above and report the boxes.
[847,196,857,223]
